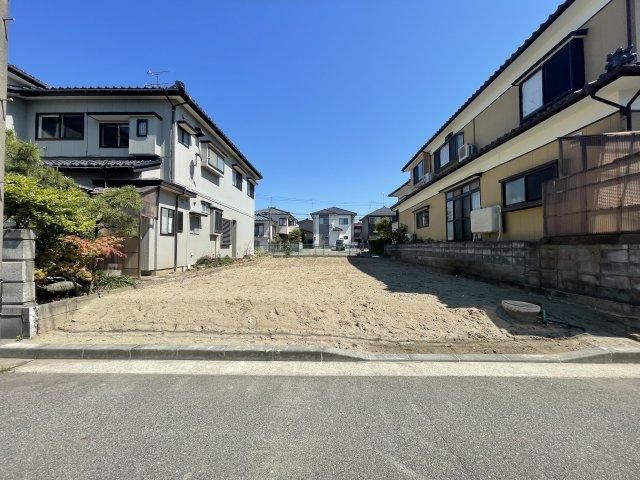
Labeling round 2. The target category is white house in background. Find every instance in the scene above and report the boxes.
[310,207,357,247]
[6,65,262,274]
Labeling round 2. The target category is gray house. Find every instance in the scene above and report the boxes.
[360,206,395,244]
[7,64,262,274]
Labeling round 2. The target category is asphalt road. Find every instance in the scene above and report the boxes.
[0,362,639,479]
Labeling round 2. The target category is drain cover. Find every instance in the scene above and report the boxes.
[501,300,541,320]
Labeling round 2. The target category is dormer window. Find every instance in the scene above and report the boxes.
[520,37,585,120]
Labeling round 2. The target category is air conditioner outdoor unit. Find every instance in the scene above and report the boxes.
[470,205,501,233]
[458,143,477,162]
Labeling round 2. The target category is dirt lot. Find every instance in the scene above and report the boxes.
[36,256,638,354]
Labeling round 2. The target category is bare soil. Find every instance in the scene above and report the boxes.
[35,256,638,354]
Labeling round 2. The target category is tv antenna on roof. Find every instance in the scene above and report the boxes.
[146,69,169,86]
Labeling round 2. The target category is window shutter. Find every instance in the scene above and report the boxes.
[221,219,232,247]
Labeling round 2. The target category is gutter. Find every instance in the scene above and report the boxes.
[163,90,188,184]
[586,83,640,131]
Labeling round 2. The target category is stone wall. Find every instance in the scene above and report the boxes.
[385,241,640,316]
[1,229,37,338]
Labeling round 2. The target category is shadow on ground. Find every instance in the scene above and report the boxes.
[347,256,637,342]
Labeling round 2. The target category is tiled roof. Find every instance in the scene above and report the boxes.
[392,65,640,210]
[42,156,162,170]
[8,77,262,179]
[254,213,275,222]
[363,206,394,218]
[8,64,49,88]
[256,207,291,216]
[310,206,357,216]
[401,0,575,170]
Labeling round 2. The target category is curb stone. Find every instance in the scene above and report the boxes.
[0,343,639,363]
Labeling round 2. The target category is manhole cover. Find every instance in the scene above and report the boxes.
[501,300,541,321]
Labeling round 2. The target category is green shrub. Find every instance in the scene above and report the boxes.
[95,272,138,290]
[195,255,235,268]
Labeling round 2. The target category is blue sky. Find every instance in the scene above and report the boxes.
[11,0,560,220]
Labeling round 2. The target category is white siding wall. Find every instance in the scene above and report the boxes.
[7,95,259,271]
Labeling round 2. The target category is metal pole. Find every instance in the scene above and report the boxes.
[0,1,9,305]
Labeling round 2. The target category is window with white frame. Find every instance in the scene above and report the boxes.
[201,201,211,215]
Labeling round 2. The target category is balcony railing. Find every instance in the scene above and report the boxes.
[543,132,640,237]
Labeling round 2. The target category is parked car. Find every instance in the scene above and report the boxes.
[335,239,345,251]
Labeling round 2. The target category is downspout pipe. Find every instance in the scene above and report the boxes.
[164,88,188,272]
[173,193,180,272]
[163,89,188,183]
[586,83,640,131]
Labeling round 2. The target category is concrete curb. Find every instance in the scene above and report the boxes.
[0,343,639,363]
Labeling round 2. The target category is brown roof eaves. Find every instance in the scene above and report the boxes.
[391,65,640,210]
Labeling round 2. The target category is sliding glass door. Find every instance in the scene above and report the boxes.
[446,179,480,241]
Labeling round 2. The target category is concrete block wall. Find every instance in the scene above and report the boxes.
[385,241,537,286]
[534,244,640,306]
[1,229,37,338]
[385,240,639,316]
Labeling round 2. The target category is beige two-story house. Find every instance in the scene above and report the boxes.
[391,0,640,242]
[7,65,262,274]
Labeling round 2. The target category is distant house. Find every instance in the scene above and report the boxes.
[310,207,357,247]
[254,207,298,244]
[254,212,277,249]
[360,206,395,244]
[353,222,363,247]
[298,219,314,244]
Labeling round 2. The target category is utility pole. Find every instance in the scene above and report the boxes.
[0,0,9,304]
